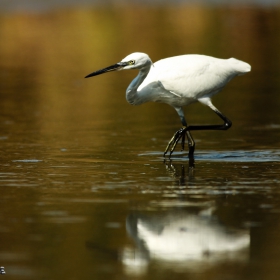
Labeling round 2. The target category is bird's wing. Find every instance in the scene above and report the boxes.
[153,55,232,99]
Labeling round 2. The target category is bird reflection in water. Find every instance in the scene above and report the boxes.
[122,161,250,275]
[164,159,194,185]
[122,206,250,275]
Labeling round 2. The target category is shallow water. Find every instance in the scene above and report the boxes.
[1,2,280,280]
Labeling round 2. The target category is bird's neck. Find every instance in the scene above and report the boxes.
[126,64,151,105]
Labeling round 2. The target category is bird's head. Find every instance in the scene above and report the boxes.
[85,52,152,78]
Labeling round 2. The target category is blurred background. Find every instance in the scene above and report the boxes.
[0,1,280,280]
[0,0,279,150]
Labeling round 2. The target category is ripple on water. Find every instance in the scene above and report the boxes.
[196,150,280,162]
[12,159,43,163]
[139,150,280,162]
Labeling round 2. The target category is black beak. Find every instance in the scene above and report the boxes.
[85,62,128,78]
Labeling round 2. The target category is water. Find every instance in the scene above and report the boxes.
[1,2,280,280]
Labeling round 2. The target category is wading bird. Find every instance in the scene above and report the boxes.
[85,52,251,162]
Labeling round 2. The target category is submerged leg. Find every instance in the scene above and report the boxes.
[164,127,195,158]
[164,107,195,158]
[164,100,232,159]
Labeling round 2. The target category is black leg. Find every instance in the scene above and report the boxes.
[187,109,232,131]
[164,107,232,159]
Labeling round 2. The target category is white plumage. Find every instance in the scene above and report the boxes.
[85,52,251,163]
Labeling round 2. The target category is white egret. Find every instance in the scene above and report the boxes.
[85,52,251,160]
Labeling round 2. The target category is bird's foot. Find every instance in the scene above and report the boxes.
[188,152,195,168]
[163,126,187,158]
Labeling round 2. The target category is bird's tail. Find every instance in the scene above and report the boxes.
[228,58,251,76]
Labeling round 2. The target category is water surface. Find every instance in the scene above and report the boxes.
[0,2,280,280]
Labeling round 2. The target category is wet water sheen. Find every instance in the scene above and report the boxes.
[1,2,280,280]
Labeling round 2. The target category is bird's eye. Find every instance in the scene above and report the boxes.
[129,60,135,65]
